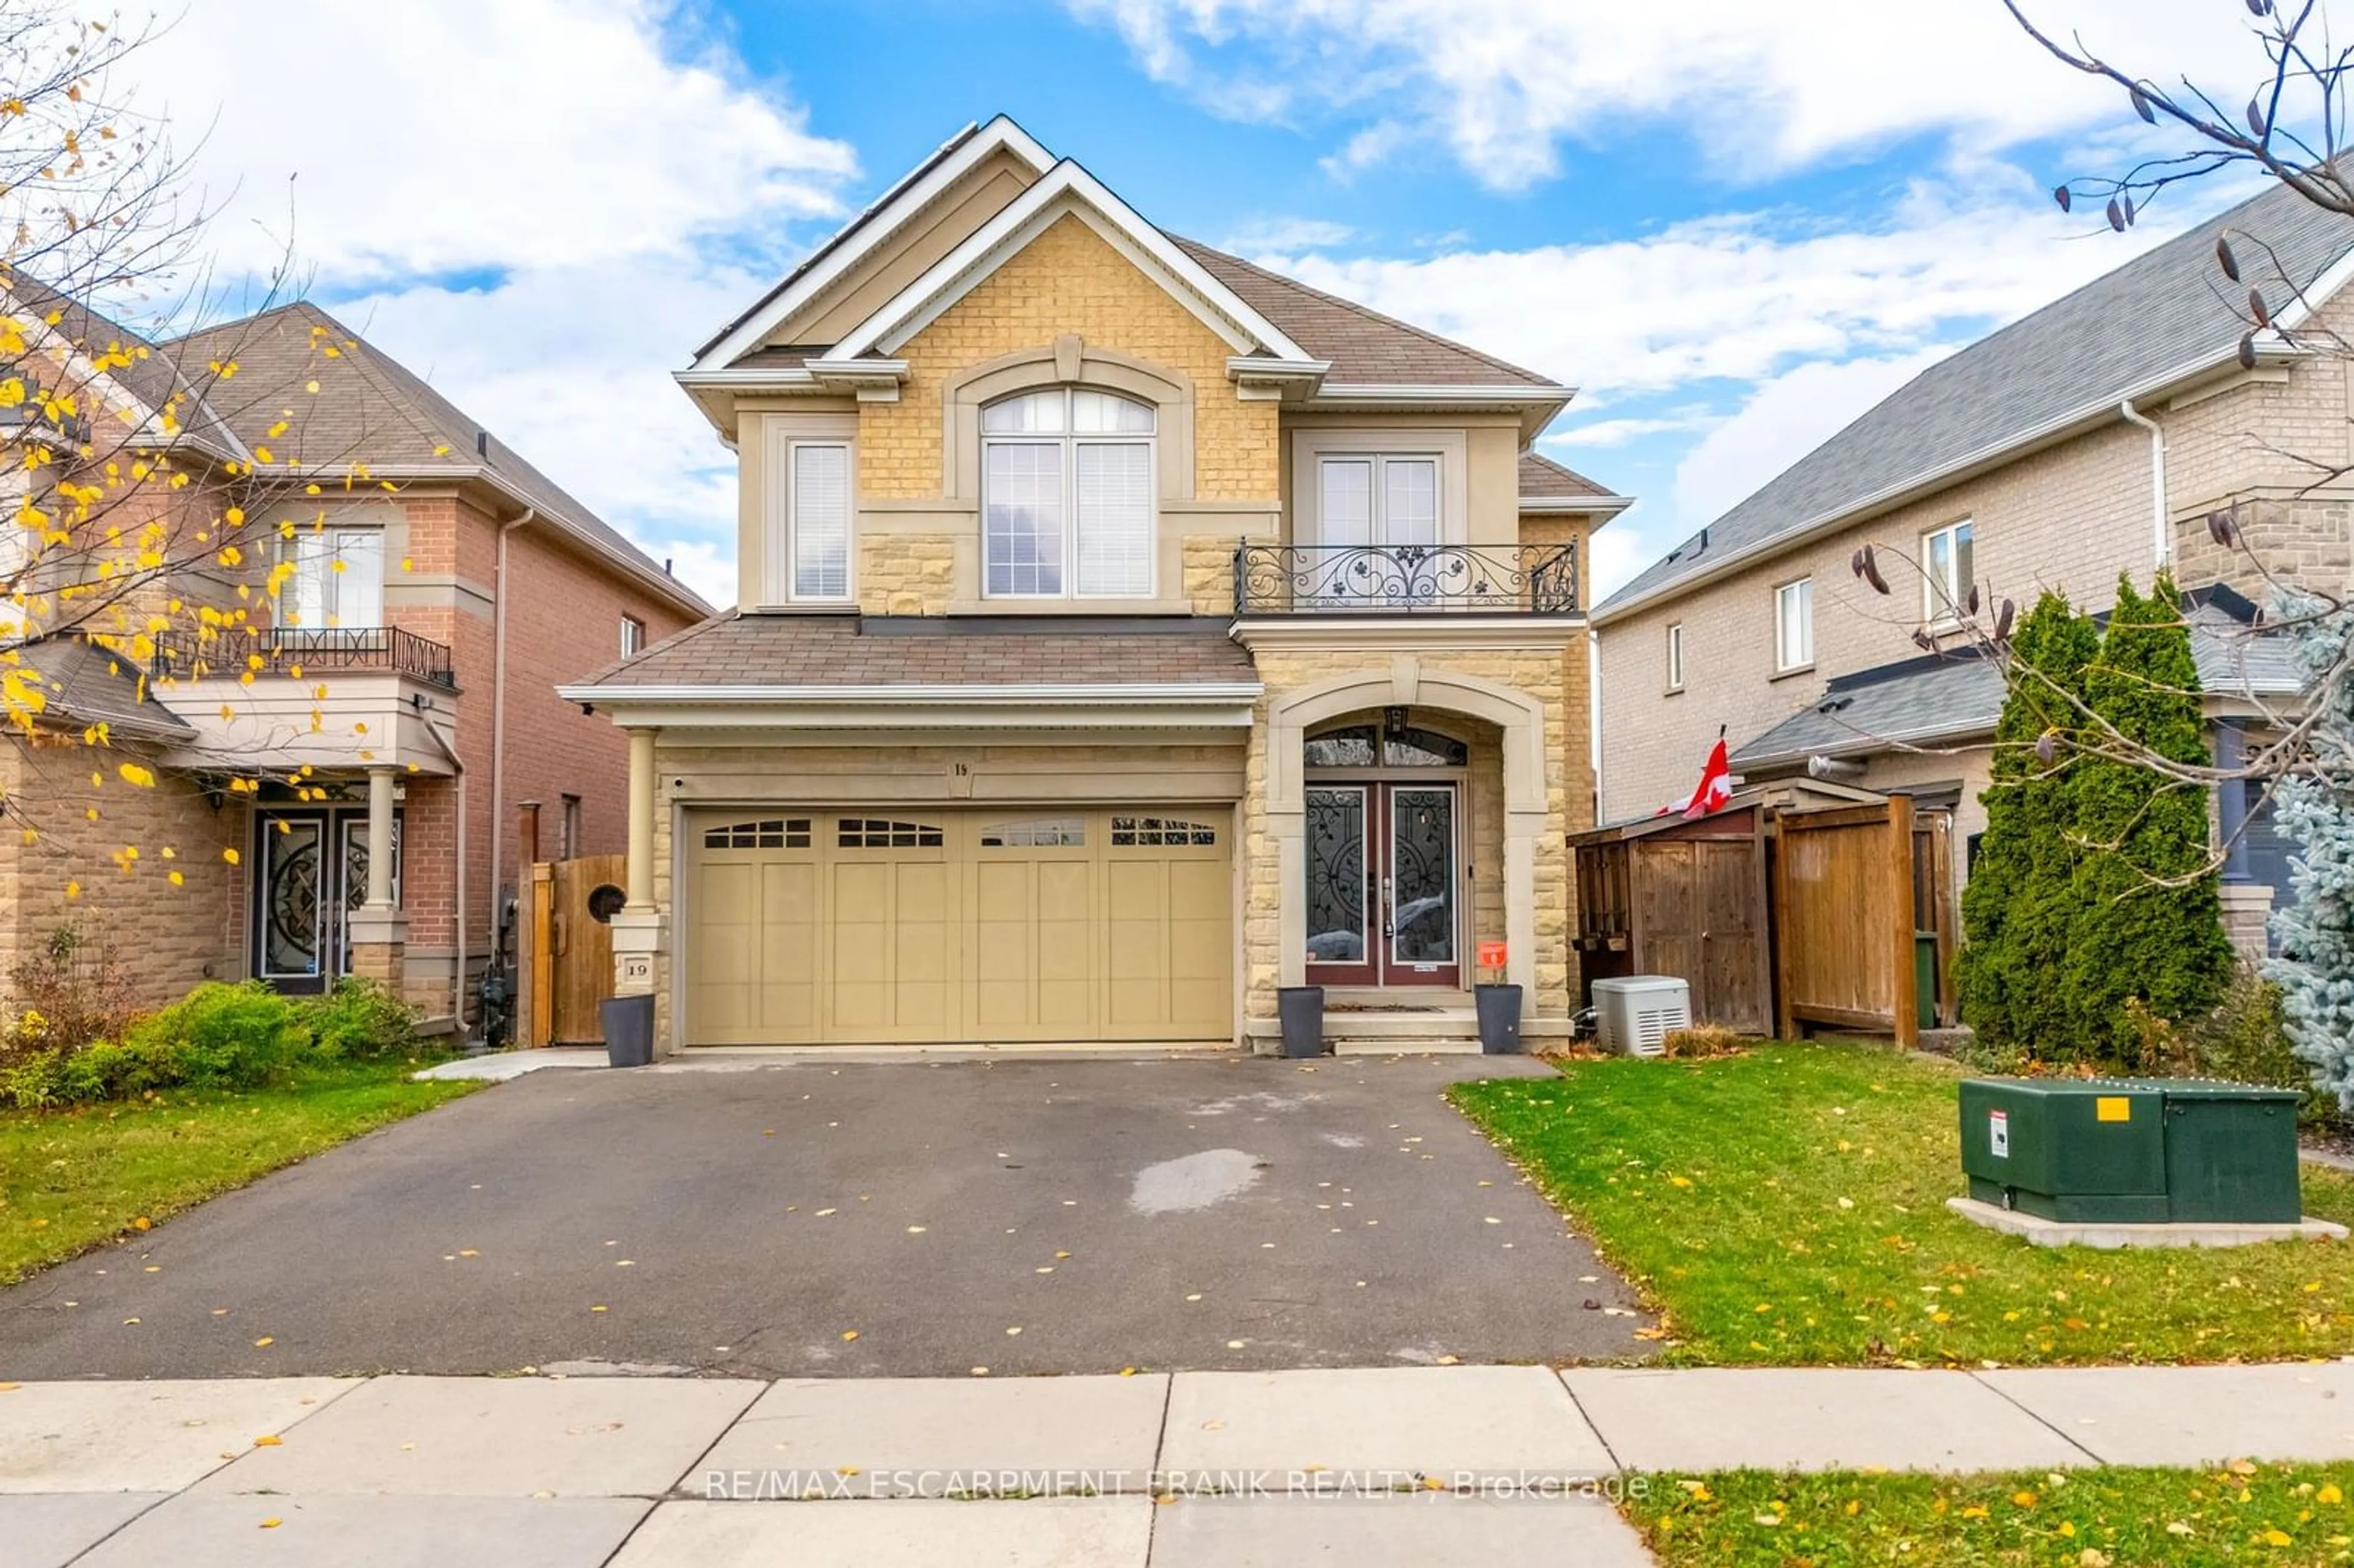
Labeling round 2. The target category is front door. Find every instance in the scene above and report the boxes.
[1305,782,1460,988]
[253,807,400,994]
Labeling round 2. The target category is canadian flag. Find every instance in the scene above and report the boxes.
[1659,734,1732,820]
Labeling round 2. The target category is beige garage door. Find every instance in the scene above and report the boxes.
[687,809,1232,1046]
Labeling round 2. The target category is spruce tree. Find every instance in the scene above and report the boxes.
[2266,596,2354,1108]
[1958,591,2098,1054]
[2065,573,2234,1064]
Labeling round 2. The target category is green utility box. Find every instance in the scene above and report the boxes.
[1959,1078,2303,1225]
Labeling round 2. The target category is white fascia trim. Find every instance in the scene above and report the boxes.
[1312,384,1575,405]
[371,465,713,619]
[691,116,1057,372]
[1587,342,2299,629]
[558,682,1265,705]
[674,367,817,387]
[1228,355,1329,381]
[1519,494,1634,515]
[831,162,1315,365]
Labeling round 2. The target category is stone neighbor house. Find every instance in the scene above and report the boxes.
[1592,175,2353,964]
[566,116,1630,1052]
[0,297,709,1025]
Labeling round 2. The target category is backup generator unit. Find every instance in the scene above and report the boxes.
[1591,976,1691,1058]
[1959,1077,2303,1225]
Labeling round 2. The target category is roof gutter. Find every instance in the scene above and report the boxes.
[1590,340,2299,627]
[557,682,1265,706]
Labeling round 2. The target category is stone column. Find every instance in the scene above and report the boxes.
[346,764,406,993]
[611,726,667,1013]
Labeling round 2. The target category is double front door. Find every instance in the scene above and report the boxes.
[253,807,400,994]
[1304,782,1460,988]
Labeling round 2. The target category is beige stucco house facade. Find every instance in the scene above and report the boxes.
[1592,177,2350,961]
[566,117,1629,1052]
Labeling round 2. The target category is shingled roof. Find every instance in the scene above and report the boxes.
[572,614,1261,691]
[1519,451,1619,501]
[1599,177,2354,619]
[167,304,710,617]
[1169,238,1560,389]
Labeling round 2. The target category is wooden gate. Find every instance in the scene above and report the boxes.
[1771,794,1918,1048]
[1571,805,1772,1033]
[528,853,625,1045]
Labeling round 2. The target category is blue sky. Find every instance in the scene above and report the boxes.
[131,1,2271,606]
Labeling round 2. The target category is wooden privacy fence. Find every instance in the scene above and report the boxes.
[1571,802,1773,1034]
[525,853,624,1046]
[1771,793,1919,1049]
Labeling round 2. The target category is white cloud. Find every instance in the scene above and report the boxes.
[1072,0,2263,190]
[1541,414,1716,450]
[1218,216,1357,252]
[1666,350,1956,540]
[101,0,864,611]
[1257,172,2182,405]
[132,0,856,280]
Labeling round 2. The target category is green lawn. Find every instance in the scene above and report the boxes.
[1626,1461,2354,1566]
[1450,1043,2354,1366]
[0,1060,479,1284]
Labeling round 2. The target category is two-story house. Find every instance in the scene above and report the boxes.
[563,117,1629,1052]
[0,296,709,1026]
[1592,176,2347,962]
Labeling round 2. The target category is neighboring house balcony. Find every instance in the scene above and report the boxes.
[1233,541,1580,615]
[145,625,462,777]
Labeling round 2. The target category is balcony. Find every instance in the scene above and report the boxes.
[150,626,457,691]
[1234,542,1580,615]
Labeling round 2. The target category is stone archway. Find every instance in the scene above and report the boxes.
[1263,657,1550,1006]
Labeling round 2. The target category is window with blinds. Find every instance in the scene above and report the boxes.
[791,441,851,602]
[1316,454,1439,548]
[982,389,1154,598]
[281,525,386,628]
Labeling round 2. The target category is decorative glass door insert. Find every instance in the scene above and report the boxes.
[1303,781,1458,988]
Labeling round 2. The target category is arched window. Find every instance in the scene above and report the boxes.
[981,389,1154,598]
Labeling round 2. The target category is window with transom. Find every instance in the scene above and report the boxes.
[981,389,1155,599]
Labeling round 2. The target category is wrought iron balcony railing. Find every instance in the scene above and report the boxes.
[150,626,458,690]
[1235,542,1580,615]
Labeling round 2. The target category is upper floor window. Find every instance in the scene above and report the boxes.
[281,524,384,629]
[1922,519,1973,624]
[1316,453,1438,549]
[1666,622,1685,691]
[788,440,851,602]
[1774,577,1813,672]
[981,389,1154,598]
[619,615,645,658]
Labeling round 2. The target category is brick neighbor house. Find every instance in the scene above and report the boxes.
[1591,175,2349,964]
[0,298,709,1028]
[563,115,1631,1052]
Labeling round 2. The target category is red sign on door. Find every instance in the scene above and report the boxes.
[1477,941,1507,970]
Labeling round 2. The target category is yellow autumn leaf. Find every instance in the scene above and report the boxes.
[115,761,154,787]
[253,1434,282,1447]
[2320,1484,2344,1505]
[223,847,239,865]
[2262,1528,2293,1546]
[259,1518,281,1529]
[253,1336,273,1347]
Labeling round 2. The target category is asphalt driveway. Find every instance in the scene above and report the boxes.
[0,1054,1653,1379]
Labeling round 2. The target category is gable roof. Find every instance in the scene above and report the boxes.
[1,276,246,460]
[1172,238,1561,390]
[1596,177,2354,622]
[167,303,709,618]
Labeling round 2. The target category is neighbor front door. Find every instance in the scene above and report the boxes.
[1304,782,1460,988]
[253,807,400,993]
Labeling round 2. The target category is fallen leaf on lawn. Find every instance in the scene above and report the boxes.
[2320,1483,2344,1505]
[1678,1480,1712,1501]
[1753,1513,1781,1527]
[2011,1491,2037,1507]
[2262,1528,2293,1546]
[2229,1460,2260,1477]
[2080,1550,2112,1567]
[2167,1521,2194,1536]
[131,1217,151,1231]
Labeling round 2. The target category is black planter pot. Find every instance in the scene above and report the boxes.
[1277,985,1326,1058]
[600,994,655,1068]
[1475,983,1524,1054]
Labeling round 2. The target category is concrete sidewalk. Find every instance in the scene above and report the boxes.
[10,1363,2354,1566]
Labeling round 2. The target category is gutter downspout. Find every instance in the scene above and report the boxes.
[487,508,537,939]
[419,711,469,1033]
[2119,400,2169,568]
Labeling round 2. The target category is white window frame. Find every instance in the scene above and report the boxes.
[1921,517,1974,626]
[1774,576,1813,673]
[281,523,386,630]
[785,439,854,604]
[619,615,644,658]
[1666,622,1685,692]
[1289,428,1469,549]
[980,389,1157,601]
